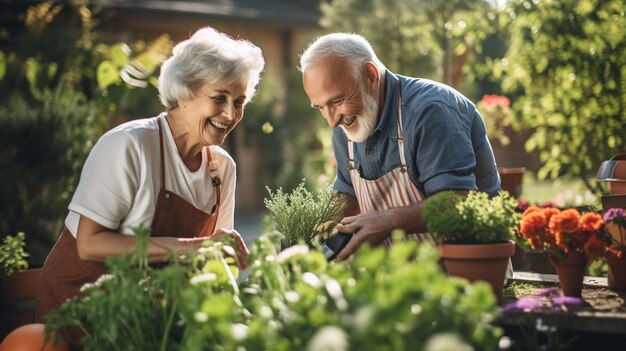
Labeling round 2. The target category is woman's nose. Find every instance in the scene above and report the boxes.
[224,104,237,120]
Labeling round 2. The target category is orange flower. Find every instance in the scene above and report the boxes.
[584,236,607,260]
[549,209,581,235]
[519,211,548,239]
[517,206,608,262]
[580,212,603,232]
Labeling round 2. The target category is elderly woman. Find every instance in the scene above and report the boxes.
[36,27,265,323]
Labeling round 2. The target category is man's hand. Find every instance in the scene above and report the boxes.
[334,211,395,260]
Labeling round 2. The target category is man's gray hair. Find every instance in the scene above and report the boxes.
[158,27,265,110]
[298,33,385,80]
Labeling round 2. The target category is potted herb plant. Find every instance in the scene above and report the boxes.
[602,208,626,290]
[422,190,520,298]
[264,180,345,249]
[0,232,41,339]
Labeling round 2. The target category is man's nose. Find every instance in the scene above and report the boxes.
[321,107,341,128]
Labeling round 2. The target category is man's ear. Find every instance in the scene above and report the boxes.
[363,62,379,88]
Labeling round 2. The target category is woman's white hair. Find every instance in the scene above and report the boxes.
[298,33,385,81]
[159,27,265,110]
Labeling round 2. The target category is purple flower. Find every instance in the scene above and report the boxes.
[551,296,583,307]
[604,208,625,222]
[536,287,559,298]
[503,297,542,313]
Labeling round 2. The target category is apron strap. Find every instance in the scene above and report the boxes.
[157,117,167,190]
[206,147,222,213]
[396,85,408,173]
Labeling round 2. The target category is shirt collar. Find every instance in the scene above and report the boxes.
[374,70,400,139]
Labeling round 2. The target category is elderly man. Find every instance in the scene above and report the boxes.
[299,33,500,260]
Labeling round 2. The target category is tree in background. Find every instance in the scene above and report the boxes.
[319,0,496,89]
[496,0,626,193]
[0,0,171,262]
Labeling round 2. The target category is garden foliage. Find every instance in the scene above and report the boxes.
[45,229,503,350]
[423,191,520,244]
[0,232,29,285]
[0,1,171,259]
[498,0,626,192]
[264,180,345,247]
[319,0,496,87]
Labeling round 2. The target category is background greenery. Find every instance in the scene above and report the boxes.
[1,0,624,262]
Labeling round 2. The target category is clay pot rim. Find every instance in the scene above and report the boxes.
[497,167,527,174]
[439,240,515,259]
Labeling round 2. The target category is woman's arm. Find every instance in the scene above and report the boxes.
[76,215,205,263]
[76,215,249,266]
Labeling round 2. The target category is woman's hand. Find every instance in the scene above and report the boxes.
[208,228,249,269]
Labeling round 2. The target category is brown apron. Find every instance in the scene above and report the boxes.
[35,117,222,347]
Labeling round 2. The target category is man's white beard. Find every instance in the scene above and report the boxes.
[342,89,378,142]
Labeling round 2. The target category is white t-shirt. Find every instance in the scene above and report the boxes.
[65,113,236,237]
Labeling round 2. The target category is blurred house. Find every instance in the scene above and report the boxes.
[2,0,322,212]
[104,0,322,212]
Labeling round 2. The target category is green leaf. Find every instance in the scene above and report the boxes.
[97,60,120,90]
[110,43,131,67]
[0,50,5,80]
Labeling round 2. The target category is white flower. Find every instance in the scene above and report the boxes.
[306,326,348,351]
[276,244,309,263]
[194,311,208,322]
[284,290,300,303]
[411,304,422,315]
[325,279,343,299]
[190,272,217,285]
[424,333,474,351]
[231,323,248,341]
[498,336,512,350]
[302,272,322,288]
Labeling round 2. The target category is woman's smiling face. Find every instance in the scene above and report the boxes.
[179,81,247,146]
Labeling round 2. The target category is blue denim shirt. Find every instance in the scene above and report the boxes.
[332,71,500,198]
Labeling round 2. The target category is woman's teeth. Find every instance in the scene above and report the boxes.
[343,116,356,126]
[210,120,228,130]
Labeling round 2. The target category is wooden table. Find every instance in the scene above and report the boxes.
[497,272,626,350]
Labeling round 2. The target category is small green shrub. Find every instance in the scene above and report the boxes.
[423,191,520,244]
[264,180,345,247]
[0,232,29,285]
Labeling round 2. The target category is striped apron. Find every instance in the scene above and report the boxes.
[347,87,436,245]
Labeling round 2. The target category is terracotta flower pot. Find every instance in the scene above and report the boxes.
[0,323,68,351]
[498,167,526,199]
[607,254,626,291]
[554,251,586,297]
[0,268,42,339]
[597,154,626,194]
[439,241,515,299]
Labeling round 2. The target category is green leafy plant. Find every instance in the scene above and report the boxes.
[44,227,244,350]
[264,180,345,247]
[497,0,626,193]
[0,232,29,285]
[45,228,503,350]
[423,190,520,244]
